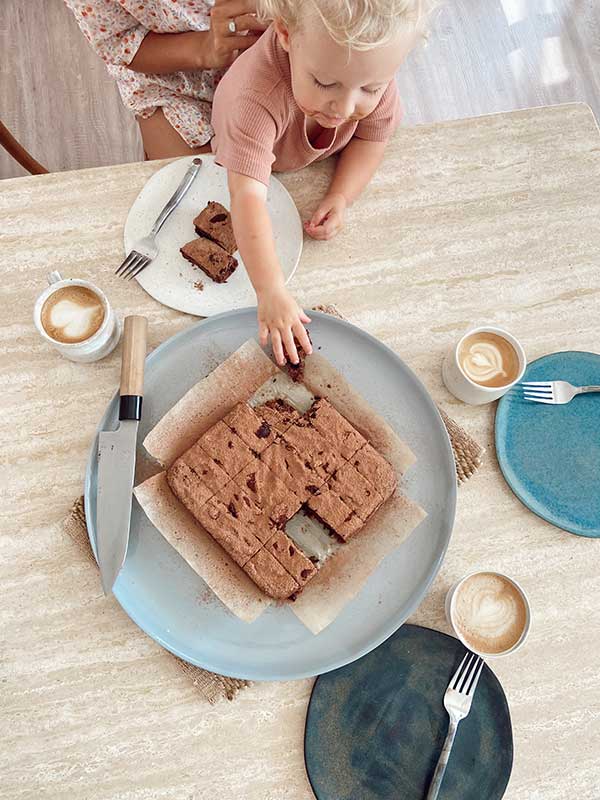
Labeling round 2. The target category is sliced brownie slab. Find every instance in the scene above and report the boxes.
[193,201,237,255]
[180,237,238,283]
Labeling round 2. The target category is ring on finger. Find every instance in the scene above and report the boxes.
[227,19,236,34]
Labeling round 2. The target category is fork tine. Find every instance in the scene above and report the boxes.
[458,653,479,693]
[127,256,150,280]
[121,253,145,279]
[521,381,553,387]
[115,251,137,277]
[523,395,555,404]
[451,653,476,691]
[522,389,553,396]
[465,657,484,696]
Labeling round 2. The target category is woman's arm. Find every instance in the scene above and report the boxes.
[228,172,312,365]
[305,138,387,240]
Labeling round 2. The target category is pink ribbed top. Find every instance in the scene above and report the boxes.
[211,26,401,186]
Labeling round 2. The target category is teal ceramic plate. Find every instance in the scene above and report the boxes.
[304,624,513,800]
[496,351,600,537]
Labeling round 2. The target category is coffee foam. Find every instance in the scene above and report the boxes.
[453,573,528,655]
[458,332,520,388]
[41,285,105,344]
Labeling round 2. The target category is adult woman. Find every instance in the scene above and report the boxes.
[66,0,265,159]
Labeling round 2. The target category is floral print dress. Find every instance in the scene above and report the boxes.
[65,0,225,147]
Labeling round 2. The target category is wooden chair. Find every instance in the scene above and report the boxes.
[0,120,48,175]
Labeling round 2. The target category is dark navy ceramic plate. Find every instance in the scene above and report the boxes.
[305,624,512,800]
[496,351,600,537]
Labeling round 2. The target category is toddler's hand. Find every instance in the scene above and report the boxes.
[304,192,347,241]
[257,285,312,366]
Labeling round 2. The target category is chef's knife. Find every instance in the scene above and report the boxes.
[96,315,148,595]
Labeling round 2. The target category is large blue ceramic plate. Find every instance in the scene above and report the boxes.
[496,351,600,537]
[305,624,513,800]
[84,309,456,680]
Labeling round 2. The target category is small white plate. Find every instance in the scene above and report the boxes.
[124,155,303,317]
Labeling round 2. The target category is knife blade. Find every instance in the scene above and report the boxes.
[96,315,148,595]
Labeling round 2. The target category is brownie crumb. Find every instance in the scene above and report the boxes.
[193,280,204,291]
[256,422,271,438]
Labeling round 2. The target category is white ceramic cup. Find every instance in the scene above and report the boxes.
[446,570,531,658]
[442,325,526,405]
[33,271,121,363]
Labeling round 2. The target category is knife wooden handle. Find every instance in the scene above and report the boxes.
[119,316,147,420]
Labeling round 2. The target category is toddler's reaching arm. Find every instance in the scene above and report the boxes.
[228,172,312,366]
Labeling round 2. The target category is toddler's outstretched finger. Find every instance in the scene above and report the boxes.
[270,328,285,366]
[299,310,312,324]
[258,321,269,347]
[293,321,312,355]
[282,329,299,365]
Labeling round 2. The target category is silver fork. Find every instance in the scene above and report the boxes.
[426,651,484,800]
[520,381,600,405]
[116,157,203,280]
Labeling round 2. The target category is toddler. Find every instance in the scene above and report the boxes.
[211,0,430,364]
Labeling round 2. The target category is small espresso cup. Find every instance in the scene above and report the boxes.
[33,271,121,363]
[442,325,526,405]
[446,570,531,658]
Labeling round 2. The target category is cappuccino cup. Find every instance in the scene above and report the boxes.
[34,271,121,362]
[442,326,526,405]
[446,571,531,658]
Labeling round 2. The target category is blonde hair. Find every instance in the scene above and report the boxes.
[257,0,432,50]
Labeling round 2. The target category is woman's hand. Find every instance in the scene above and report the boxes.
[206,0,268,69]
[257,285,312,366]
[304,192,347,240]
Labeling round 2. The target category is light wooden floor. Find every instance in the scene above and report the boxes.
[1,0,599,179]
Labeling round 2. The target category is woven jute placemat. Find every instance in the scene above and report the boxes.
[62,306,483,703]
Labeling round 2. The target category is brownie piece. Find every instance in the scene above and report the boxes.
[255,398,301,434]
[284,331,312,383]
[223,402,276,454]
[329,462,384,521]
[351,443,397,501]
[193,201,237,255]
[260,437,325,501]
[243,548,299,600]
[234,460,301,528]
[307,484,364,542]
[307,398,366,460]
[282,418,345,477]
[178,441,230,494]
[180,237,238,283]
[265,530,317,587]
[198,420,254,478]
[167,460,214,519]
[196,496,263,567]
[211,482,275,544]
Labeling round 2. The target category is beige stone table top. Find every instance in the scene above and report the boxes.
[2,103,600,800]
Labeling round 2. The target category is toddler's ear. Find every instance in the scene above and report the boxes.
[273,18,291,52]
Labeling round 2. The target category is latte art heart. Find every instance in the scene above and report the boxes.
[41,285,105,344]
[453,573,528,654]
[457,331,520,388]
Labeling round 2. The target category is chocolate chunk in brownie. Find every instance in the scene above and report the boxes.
[243,548,299,600]
[178,441,230,494]
[284,331,312,383]
[282,418,345,477]
[265,530,317,587]
[307,484,364,542]
[198,420,255,477]
[260,437,325,502]
[351,443,397,501]
[307,398,366,460]
[255,398,301,434]
[223,402,276,453]
[166,459,214,518]
[180,237,238,283]
[329,461,384,521]
[193,201,237,255]
[234,459,301,527]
